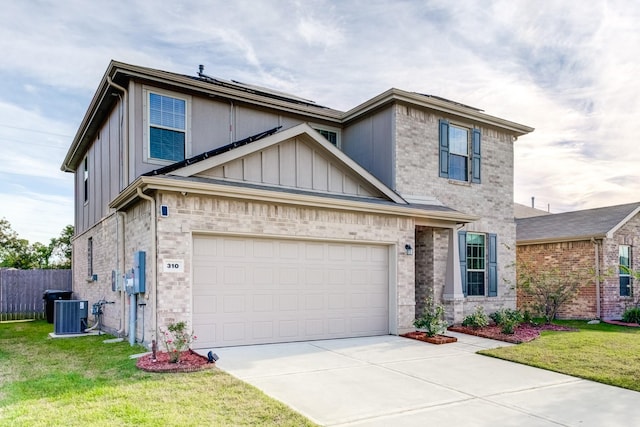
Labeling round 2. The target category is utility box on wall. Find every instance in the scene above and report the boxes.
[54,300,88,334]
[133,251,145,293]
[127,250,146,294]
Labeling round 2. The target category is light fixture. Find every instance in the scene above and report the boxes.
[207,351,219,363]
[405,244,413,256]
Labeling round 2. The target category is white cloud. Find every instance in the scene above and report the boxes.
[0,0,640,225]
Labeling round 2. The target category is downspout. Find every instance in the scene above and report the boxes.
[107,76,129,337]
[592,238,601,319]
[116,211,127,336]
[106,76,129,185]
[136,187,157,346]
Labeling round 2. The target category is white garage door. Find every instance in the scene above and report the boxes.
[192,235,389,348]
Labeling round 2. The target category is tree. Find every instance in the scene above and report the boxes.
[50,225,73,269]
[517,258,592,324]
[0,218,73,269]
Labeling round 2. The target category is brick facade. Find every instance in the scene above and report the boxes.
[395,104,518,320]
[73,190,416,344]
[517,212,640,320]
[516,241,598,319]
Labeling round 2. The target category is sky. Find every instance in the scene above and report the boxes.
[1,0,639,244]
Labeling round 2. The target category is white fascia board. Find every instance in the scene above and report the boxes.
[606,207,640,239]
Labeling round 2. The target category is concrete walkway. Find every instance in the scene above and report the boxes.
[205,332,640,426]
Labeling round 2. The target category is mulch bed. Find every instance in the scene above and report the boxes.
[448,323,577,344]
[604,320,640,327]
[136,350,215,373]
[401,331,457,344]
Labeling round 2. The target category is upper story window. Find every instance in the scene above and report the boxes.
[439,119,481,183]
[619,245,632,297]
[147,91,188,162]
[83,157,89,204]
[313,125,340,147]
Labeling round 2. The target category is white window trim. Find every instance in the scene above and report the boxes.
[311,123,341,148]
[142,86,192,165]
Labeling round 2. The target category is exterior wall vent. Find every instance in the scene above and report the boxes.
[54,300,89,334]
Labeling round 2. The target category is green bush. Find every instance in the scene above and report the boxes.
[414,297,448,337]
[490,309,524,335]
[462,306,489,329]
[622,307,640,324]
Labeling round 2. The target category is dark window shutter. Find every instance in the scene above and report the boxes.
[471,128,481,183]
[458,231,467,297]
[488,233,497,297]
[439,119,449,178]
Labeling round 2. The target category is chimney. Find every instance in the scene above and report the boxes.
[531,196,535,208]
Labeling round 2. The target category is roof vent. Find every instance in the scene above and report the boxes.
[198,64,204,77]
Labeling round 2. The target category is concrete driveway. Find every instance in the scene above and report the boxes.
[204,332,640,426]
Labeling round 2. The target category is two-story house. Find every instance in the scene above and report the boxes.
[61,61,533,348]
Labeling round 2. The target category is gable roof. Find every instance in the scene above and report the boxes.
[165,123,408,204]
[516,202,640,244]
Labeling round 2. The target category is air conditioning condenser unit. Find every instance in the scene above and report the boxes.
[54,300,88,334]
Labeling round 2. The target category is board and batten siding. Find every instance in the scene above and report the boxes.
[342,105,395,190]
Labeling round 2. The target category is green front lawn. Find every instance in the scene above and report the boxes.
[0,320,316,427]
[480,320,640,391]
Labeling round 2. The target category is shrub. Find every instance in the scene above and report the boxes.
[414,297,448,337]
[490,309,524,335]
[160,321,197,363]
[517,259,589,324]
[622,307,640,324]
[462,306,489,329]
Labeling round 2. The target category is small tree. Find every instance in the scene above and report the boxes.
[517,259,590,324]
[413,296,448,337]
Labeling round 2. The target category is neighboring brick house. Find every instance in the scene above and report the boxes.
[61,60,532,348]
[516,202,640,320]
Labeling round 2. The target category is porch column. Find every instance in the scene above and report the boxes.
[443,227,465,323]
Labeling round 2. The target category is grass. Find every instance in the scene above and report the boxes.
[479,320,640,391]
[0,320,316,426]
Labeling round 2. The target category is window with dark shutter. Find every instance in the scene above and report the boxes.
[438,120,481,183]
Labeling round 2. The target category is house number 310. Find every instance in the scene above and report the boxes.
[163,259,184,273]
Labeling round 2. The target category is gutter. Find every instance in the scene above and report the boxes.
[516,234,607,246]
[112,176,479,224]
[106,77,129,185]
[591,237,601,319]
[342,88,535,136]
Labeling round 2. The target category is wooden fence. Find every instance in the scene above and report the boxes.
[0,269,72,321]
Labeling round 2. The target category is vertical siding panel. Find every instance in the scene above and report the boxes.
[296,140,313,189]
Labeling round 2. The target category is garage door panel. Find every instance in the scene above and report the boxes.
[193,235,389,348]
[223,322,246,342]
[252,321,274,339]
[252,294,274,312]
[222,295,245,313]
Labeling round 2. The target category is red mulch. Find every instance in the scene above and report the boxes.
[136,350,215,373]
[401,331,457,344]
[448,323,577,344]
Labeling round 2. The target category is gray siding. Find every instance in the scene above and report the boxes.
[75,104,124,235]
[342,106,394,189]
[75,81,342,233]
[196,136,381,198]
